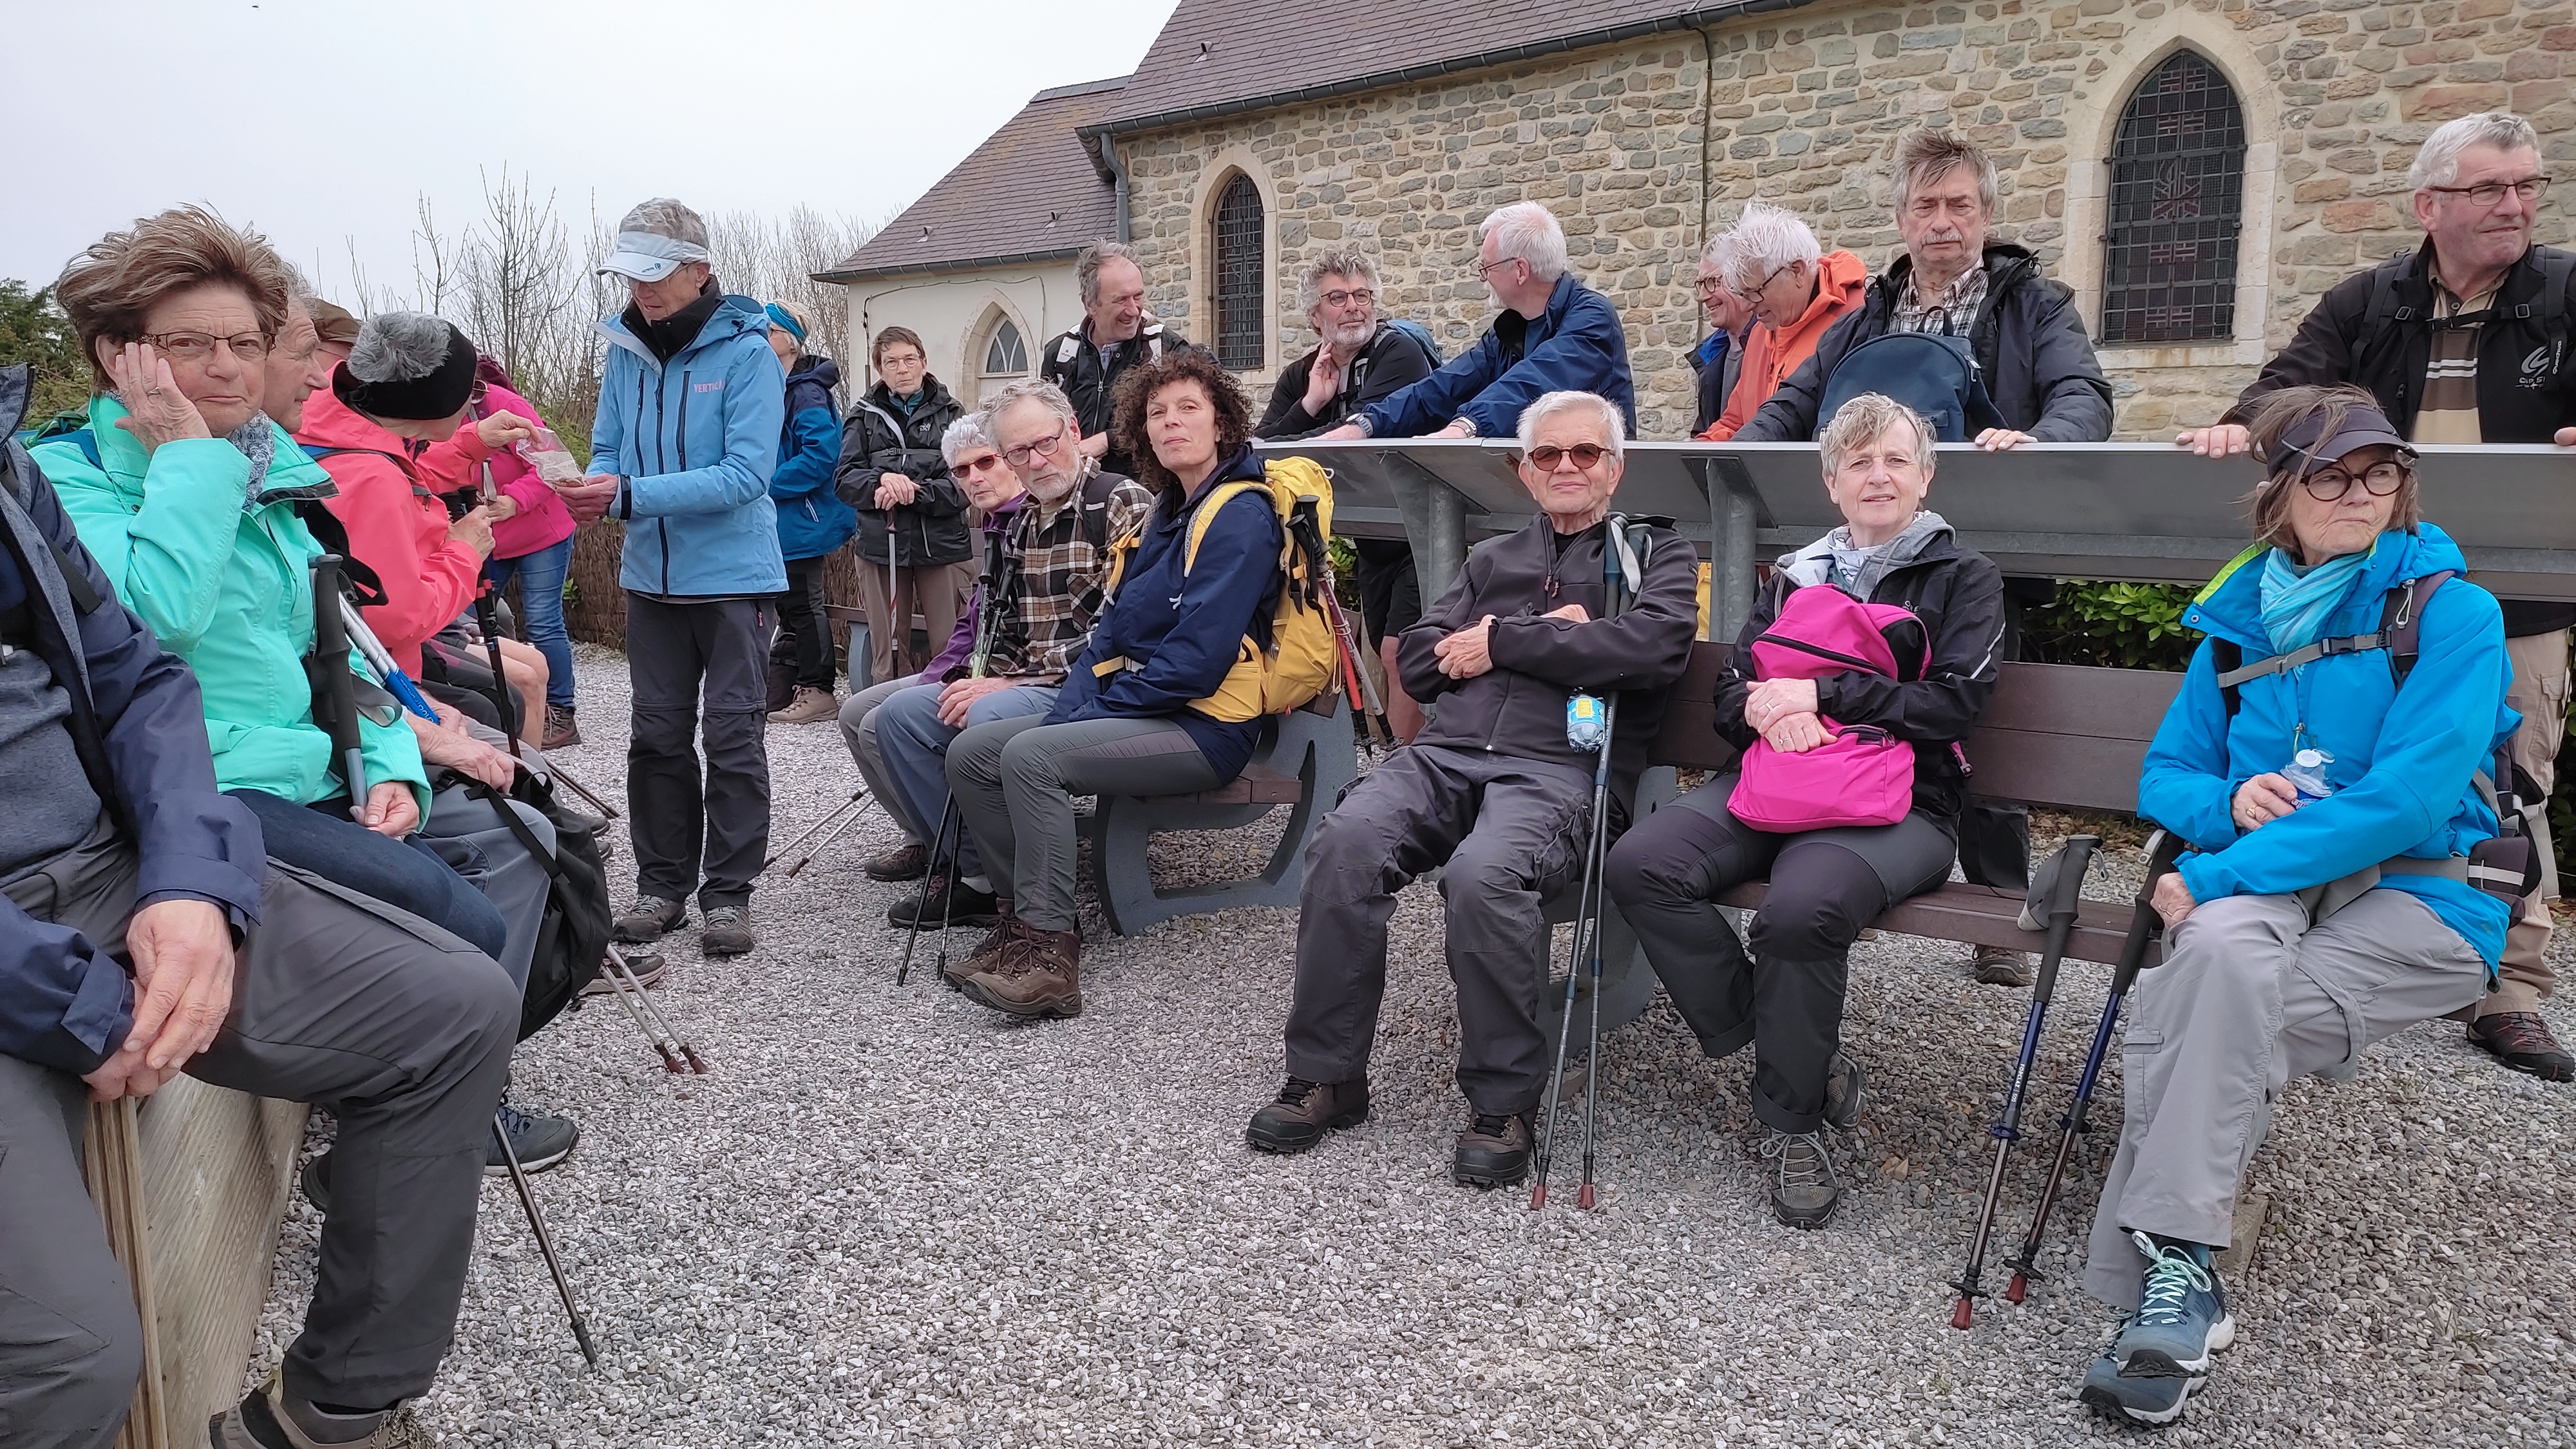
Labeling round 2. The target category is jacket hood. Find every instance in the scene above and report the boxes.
[1777,509,1957,591]
[1783,250,1870,337]
[596,291,770,368]
[2185,522,2471,649]
[294,382,415,457]
[787,356,840,393]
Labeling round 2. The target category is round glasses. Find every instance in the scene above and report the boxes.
[1001,430,1069,469]
[1524,443,1611,472]
[2294,459,2408,502]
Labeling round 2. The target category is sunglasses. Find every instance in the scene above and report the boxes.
[1523,443,1612,471]
[954,452,1010,476]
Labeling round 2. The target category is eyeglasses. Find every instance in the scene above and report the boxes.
[1692,276,1732,296]
[954,452,1010,476]
[1523,443,1612,472]
[1001,430,1068,469]
[1316,288,1374,310]
[1472,255,1524,283]
[140,330,271,363]
[1745,264,1794,296]
[2425,176,2550,209]
[2297,460,2408,502]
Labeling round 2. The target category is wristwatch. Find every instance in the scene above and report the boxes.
[1450,417,1479,439]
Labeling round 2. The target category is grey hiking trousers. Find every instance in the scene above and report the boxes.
[626,595,771,909]
[0,827,516,1443]
[946,715,1222,933]
[837,674,923,848]
[2082,888,2488,1310]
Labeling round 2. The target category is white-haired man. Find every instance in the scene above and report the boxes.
[873,381,1155,949]
[1256,247,1443,742]
[1690,238,1756,435]
[1038,241,1191,479]
[1318,202,1635,444]
[2176,111,2576,1081]
[1251,391,1697,1189]
[1696,202,1868,440]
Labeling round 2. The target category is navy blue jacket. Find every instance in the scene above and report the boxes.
[1359,273,1635,439]
[0,367,266,1077]
[1048,448,1282,782]
[772,356,857,562]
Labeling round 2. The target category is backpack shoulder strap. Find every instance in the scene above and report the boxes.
[2383,569,2455,688]
[2211,637,2246,719]
[2526,247,2576,337]
[1076,468,1121,551]
[43,427,102,471]
[1180,478,1271,574]
[2212,570,2455,712]
[2359,251,2420,345]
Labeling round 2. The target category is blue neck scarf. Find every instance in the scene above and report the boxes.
[2258,542,2376,654]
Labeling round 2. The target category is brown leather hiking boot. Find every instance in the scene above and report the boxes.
[1452,1108,1535,1189]
[944,904,1023,991]
[960,925,1082,1018]
[1246,1076,1371,1153]
[2468,1012,2575,1081]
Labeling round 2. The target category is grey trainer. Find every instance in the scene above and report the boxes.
[1761,1127,1842,1229]
[701,903,757,957]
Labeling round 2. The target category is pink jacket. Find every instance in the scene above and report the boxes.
[432,382,576,560]
[297,386,491,677]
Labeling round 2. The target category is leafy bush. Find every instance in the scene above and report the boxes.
[0,281,90,426]
[2022,581,2199,673]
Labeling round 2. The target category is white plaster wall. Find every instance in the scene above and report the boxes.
[840,263,1082,407]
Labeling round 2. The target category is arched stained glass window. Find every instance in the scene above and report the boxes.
[2101,51,2246,345]
[1212,172,1265,370]
[983,317,1027,377]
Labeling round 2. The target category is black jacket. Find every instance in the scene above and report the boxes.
[1398,515,1700,811]
[1714,515,2005,822]
[835,376,971,567]
[1038,317,1192,479]
[0,366,266,1076]
[1255,325,1439,440]
[1736,242,2114,444]
[2224,239,2576,634]
[1690,329,1745,437]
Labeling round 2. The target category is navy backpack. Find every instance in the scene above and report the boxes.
[1816,330,2007,442]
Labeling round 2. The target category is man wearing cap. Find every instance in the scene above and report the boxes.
[557,198,784,960]
[2175,111,2576,1082]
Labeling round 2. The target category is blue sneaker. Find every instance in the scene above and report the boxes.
[2079,1340,2197,1425]
[2112,1231,2235,1378]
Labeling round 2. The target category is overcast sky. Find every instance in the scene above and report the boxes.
[1,0,1175,301]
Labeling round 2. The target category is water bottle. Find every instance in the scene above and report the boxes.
[2282,747,2334,804]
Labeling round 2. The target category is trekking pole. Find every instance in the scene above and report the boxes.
[546,760,619,820]
[766,788,871,873]
[1300,516,1393,752]
[490,1110,598,1367]
[473,588,525,760]
[605,943,705,1073]
[895,527,1018,983]
[1951,833,2101,1329]
[590,949,683,1073]
[1531,516,1644,1211]
[895,799,962,987]
[2003,828,2186,1303]
[1575,521,1652,1211]
[784,796,878,880]
[308,554,370,820]
[884,507,905,678]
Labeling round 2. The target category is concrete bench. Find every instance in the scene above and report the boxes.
[1079,692,1359,935]
[1551,649,2184,1043]
[84,1085,308,1449]
[822,602,933,690]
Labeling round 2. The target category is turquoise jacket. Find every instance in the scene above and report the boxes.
[592,293,788,596]
[33,399,430,815]
[2142,522,2517,967]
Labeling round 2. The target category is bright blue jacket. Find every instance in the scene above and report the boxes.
[592,293,787,596]
[772,355,855,562]
[2141,522,2517,967]
[1048,449,1281,782]
[1359,272,1634,440]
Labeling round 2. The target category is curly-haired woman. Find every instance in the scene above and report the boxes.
[942,348,1283,1019]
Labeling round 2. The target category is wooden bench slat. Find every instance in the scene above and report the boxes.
[1159,762,1304,806]
[1715,880,2141,964]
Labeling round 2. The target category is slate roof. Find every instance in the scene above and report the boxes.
[817,77,1129,283]
[1092,0,1814,135]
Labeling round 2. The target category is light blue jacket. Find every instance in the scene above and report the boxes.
[2141,522,2518,967]
[592,293,788,597]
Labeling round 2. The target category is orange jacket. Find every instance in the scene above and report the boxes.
[297,385,495,677]
[1698,249,1869,441]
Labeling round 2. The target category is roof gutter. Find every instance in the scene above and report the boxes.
[1078,0,1813,145]
[813,245,1086,287]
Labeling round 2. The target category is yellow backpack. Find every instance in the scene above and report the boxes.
[1100,455,1340,723]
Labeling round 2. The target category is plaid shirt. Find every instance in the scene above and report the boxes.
[1891,263,1990,338]
[980,472,1157,681]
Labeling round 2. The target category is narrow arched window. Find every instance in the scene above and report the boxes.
[983,318,1027,377]
[2101,51,2246,345]
[1212,173,1265,370]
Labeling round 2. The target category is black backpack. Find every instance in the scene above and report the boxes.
[1816,330,2007,441]
[457,771,612,1041]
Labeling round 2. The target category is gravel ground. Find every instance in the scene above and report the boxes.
[251,643,2576,1447]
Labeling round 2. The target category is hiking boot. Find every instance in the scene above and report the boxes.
[211,1371,389,1448]
[1246,1077,1371,1154]
[300,1150,336,1214]
[486,1102,580,1175]
[2079,1339,2198,1426]
[1971,946,2034,987]
[768,685,841,724]
[580,950,666,996]
[960,925,1082,1018]
[2467,1011,2575,1081]
[1824,1050,1865,1132]
[945,904,1023,991]
[701,903,757,957]
[864,841,929,882]
[612,894,685,944]
[1760,1127,1842,1229]
[1452,1110,1534,1189]
[2112,1231,2235,1378]
[887,871,1003,930]
[540,705,581,751]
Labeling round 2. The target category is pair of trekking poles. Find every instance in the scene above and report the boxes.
[1951,826,2188,1326]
